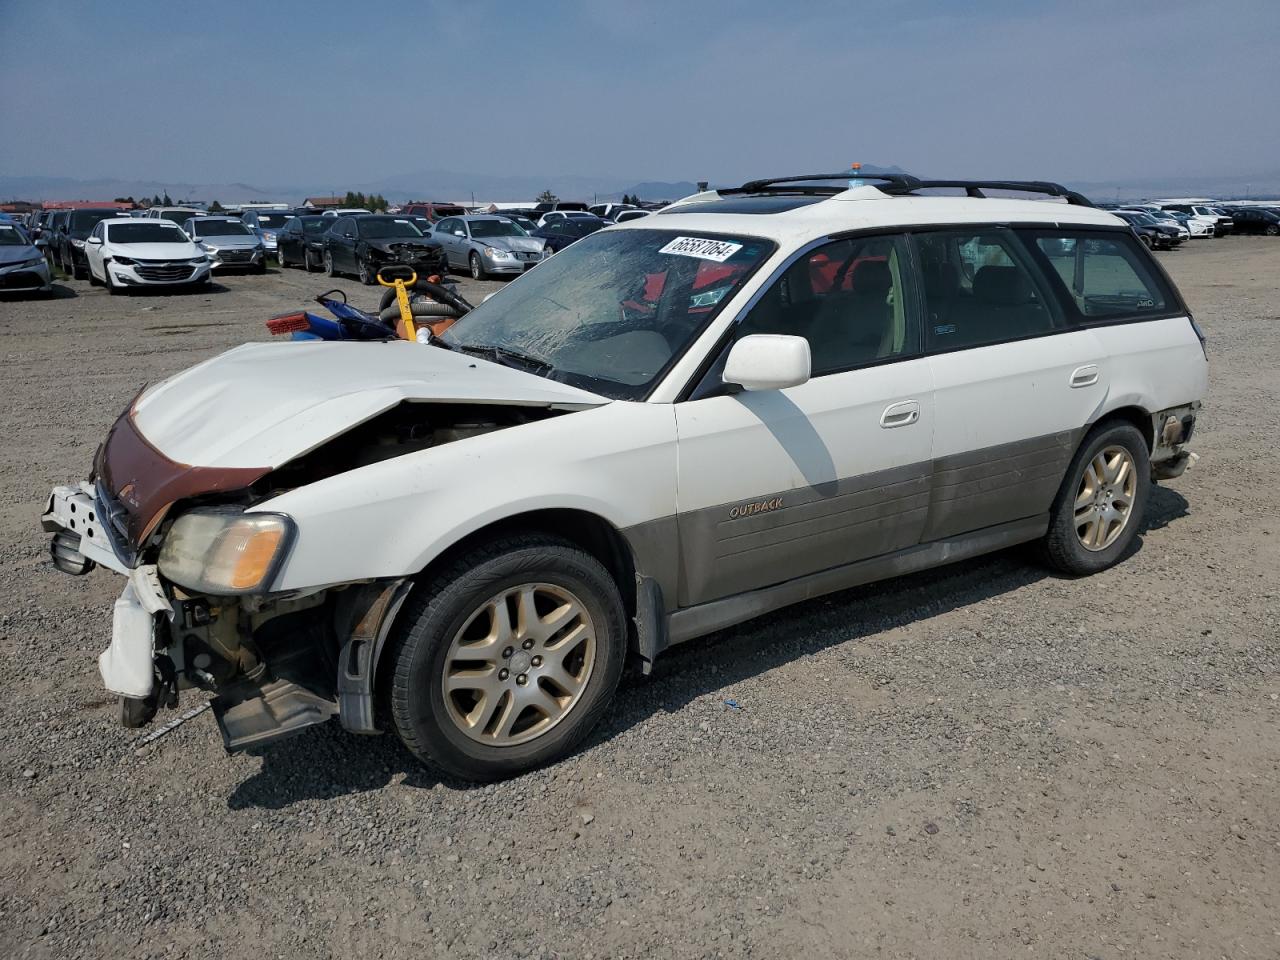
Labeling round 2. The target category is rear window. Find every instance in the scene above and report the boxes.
[1033,233,1170,319]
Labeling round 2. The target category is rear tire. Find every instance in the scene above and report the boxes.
[1041,420,1150,576]
[387,535,626,782]
[1266,224,1279,237]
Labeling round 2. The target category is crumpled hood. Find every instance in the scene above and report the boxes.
[131,339,607,469]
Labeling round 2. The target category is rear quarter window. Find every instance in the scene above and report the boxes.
[1032,232,1172,320]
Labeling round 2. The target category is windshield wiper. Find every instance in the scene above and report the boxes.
[453,343,553,375]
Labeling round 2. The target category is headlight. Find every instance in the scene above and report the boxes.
[71,238,86,248]
[203,245,220,254]
[262,232,276,241]
[112,255,136,266]
[485,246,512,259]
[190,256,209,264]
[158,508,294,595]
[21,256,46,267]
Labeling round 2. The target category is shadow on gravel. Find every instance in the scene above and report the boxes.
[226,485,1194,808]
[116,282,231,297]
[0,282,77,301]
[227,725,450,809]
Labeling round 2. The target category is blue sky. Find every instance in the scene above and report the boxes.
[2,0,1278,188]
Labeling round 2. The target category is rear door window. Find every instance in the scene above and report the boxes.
[1032,232,1170,319]
[912,228,1062,352]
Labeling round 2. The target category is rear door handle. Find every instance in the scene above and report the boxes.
[1070,364,1099,388]
[881,400,921,428]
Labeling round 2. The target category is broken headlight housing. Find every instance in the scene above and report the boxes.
[158,507,294,595]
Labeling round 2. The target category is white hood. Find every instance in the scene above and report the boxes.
[111,241,201,259]
[132,340,607,468]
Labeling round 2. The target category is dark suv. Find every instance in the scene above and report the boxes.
[57,209,125,279]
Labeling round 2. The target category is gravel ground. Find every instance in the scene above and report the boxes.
[0,241,1277,959]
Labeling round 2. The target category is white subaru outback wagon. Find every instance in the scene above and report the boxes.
[43,173,1206,781]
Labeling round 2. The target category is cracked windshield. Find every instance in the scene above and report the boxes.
[440,228,774,399]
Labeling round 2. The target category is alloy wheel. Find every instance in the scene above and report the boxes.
[440,583,597,746]
[470,253,482,280]
[1074,445,1137,551]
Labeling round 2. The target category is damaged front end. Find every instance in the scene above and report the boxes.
[42,394,577,750]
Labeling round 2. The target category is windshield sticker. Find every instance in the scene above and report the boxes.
[659,236,744,262]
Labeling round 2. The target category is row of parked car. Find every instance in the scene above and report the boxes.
[1101,201,1280,249]
[7,198,658,293]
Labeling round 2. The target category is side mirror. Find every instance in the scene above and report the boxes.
[722,334,811,391]
[35,238,47,249]
[454,230,465,237]
[87,236,103,245]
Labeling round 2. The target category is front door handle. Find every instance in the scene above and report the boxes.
[1070,364,1100,388]
[881,400,921,428]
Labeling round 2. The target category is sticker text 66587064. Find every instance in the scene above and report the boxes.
[658,236,744,262]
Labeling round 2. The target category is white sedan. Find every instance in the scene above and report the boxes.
[85,219,211,293]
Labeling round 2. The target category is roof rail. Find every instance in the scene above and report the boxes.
[723,172,923,195]
[877,179,1094,207]
[721,173,1093,206]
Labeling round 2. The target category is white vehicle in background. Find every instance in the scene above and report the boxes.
[1147,204,1216,238]
[145,207,204,224]
[588,202,637,220]
[613,209,652,223]
[321,207,374,218]
[83,218,211,293]
[44,172,1206,782]
[1159,203,1233,237]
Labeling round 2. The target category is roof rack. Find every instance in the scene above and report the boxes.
[878,179,1094,207]
[721,173,1093,207]
[724,172,921,195]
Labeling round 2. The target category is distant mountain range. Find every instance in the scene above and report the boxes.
[3,165,1277,206]
[0,164,909,206]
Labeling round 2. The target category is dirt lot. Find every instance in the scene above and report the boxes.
[1,241,1278,960]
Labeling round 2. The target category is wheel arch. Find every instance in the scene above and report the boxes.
[1092,403,1154,452]
[367,508,643,723]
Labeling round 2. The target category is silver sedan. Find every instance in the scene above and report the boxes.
[429,215,549,279]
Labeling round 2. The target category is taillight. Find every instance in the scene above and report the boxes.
[1188,316,1207,360]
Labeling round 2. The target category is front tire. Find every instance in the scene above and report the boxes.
[469,251,487,281]
[1041,420,1150,576]
[278,245,289,268]
[1266,224,1279,237]
[388,535,626,782]
[358,255,375,285]
[324,250,337,277]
